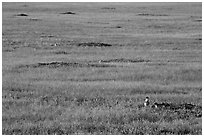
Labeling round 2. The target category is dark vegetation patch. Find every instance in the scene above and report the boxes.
[68,78,116,82]
[131,89,187,95]
[104,26,122,29]
[87,21,109,24]
[146,24,179,30]
[33,62,116,68]
[77,42,112,47]
[150,103,202,119]
[3,113,50,125]
[152,102,201,110]
[3,48,14,52]
[54,51,70,54]
[194,19,202,22]
[72,96,108,107]
[36,95,110,108]
[190,16,202,22]
[135,103,202,123]
[29,18,42,21]
[2,120,200,135]
[159,129,174,135]
[131,86,201,95]
[195,38,202,41]
[158,125,193,135]
[3,100,32,108]
[15,13,28,16]
[172,47,181,50]
[2,121,199,135]
[101,7,116,10]
[14,62,116,71]
[22,4,28,7]
[100,58,150,63]
[2,124,109,135]
[137,13,168,16]
[40,35,55,38]
[60,11,76,15]
[115,26,122,28]
[6,40,23,46]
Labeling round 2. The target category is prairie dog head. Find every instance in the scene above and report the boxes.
[145,97,149,102]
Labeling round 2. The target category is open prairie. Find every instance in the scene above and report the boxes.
[2,2,202,135]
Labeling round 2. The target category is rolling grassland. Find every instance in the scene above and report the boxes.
[2,2,202,134]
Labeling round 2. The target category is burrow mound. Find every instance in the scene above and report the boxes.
[100,58,150,63]
[15,13,28,16]
[60,11,76,15]
[78,42,112,47]
[152,102,201,110]
[150,102,202,118]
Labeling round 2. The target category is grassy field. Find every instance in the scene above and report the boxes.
[2,2,202,135]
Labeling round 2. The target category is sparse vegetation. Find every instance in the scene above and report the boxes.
[2,2,202,135]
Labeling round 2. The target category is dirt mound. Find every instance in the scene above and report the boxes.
[100,58,150,63]
[151,102,202,117]
[15,13,28,16]
[60,11,76,15]
[78,42,112,47]
[152,102,199,110]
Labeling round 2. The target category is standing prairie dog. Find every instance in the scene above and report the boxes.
[144,97,150,107]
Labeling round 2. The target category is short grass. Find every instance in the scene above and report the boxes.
[2,2,202,135]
